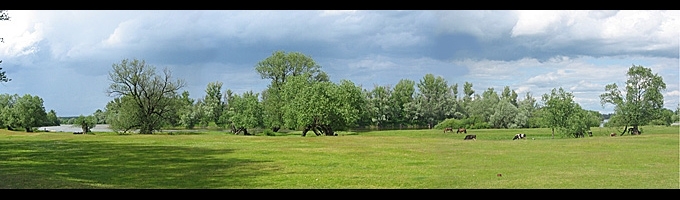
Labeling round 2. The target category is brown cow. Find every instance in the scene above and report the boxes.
[610,133,616,137]
[444,127,454,133]
[456,128,467,134]
[464,134,476,140]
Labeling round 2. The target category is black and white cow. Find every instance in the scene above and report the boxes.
[512,133,526,140]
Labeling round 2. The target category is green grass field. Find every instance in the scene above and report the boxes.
[1,126,678,188]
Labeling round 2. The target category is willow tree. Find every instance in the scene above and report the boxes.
[280,74,363,136]
[600,65,666,136]
[106,59,186,134]
[255,51,328,132]
[227,90,262,135]
[410,74,455,129]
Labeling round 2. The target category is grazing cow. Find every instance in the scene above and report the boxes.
[610,132,616,137]
[464,134,476,140]
[456,128,467,134]
[513,133,526,140]
[444,127,454,133]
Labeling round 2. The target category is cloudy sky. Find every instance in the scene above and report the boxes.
[0,10,678,117]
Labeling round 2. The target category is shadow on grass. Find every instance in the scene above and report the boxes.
[0,140,275,188]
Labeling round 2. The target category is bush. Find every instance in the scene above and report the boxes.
[262,129,276,136]
[434,118,464,129]
[469,122,491,129]
[648,119,669,126]
[435,117,490,130]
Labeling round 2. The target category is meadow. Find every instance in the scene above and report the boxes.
[0,126,678,189]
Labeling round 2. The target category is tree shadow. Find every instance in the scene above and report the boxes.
[0,140,276,188]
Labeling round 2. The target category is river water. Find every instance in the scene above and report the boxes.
[38,124,114,132]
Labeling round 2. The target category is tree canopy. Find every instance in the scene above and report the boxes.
[106,58,186,134]
[600,65,666,135]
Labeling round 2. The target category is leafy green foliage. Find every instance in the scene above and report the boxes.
[106,59,186,134]
[228,90,263,134]
[600,65,666,134]
[389,79,416,127]
[72,115,97,133]
[541,87,594,138]
[203,81,224,126]
[409,74,456,128]
[45,110,60,126]
[367,85,394,129]
[256,51,329,132]
[106,95,141,133]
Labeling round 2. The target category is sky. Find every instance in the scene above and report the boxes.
[0,10,678,117]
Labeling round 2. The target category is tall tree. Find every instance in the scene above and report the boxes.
[106,58,186,134]
[11,94,47,132]
[280,74,363,136]
[463,82,474,103]
[389,79,415,129]
[412,74,455,129]
[256,51,328,132]
[600,65,666,135]
[367,85,393,129]
[203,81,224,126]
[45,109,60,126]
[0,93,18,130]
[542,87,585,138]
[517,92,539,128]
[228,91,262,135]
[489,99,518,128]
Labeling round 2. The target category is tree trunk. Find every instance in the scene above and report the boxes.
[311,125,321,136]
[620,125,628,136]
[302,125,311,137]
[320,125,335,136]
[630,125,640,135]
[551,128,554,139]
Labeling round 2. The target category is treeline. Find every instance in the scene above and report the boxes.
[0,93,60,132]
[83,51,676,137]
[7,51,676,137]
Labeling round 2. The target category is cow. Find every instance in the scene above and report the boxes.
[444,127,454,133]
[73,132,83,135]
[456,128,467,134]
[513,133,526,140]
[464,134,476,140]
[610,132,616,137]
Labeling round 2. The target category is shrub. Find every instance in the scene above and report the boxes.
[434,118,464,129]
[262,129,276,136]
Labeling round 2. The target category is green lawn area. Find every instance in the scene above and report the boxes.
[1,126,678,188]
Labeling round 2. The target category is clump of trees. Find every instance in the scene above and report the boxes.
[84,53,670,137]
[0,93,58,132]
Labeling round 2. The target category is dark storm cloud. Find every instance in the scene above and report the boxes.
[0,10,677,116]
